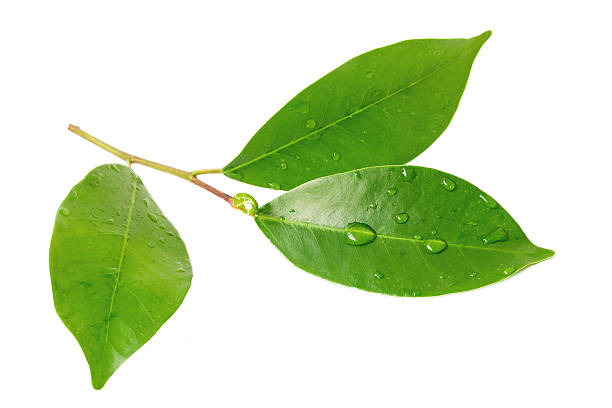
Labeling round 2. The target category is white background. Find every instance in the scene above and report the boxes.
[1,1,609,406]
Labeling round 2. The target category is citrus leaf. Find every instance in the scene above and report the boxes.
[255,165,553,296]
[49,164,192,389]
[224,31,491,190]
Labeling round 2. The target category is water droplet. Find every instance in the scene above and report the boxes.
[368,202,377,211]
[293,101,310,114]
[87,173,100,187]
[424,239,447,254]
[279,159,287,170]
[441,177,456,191]
[278,216,286,221]
[332,152,341,161]
[106,218,114,225]
[110,163,120,172]
[267,182,281,190]
[305,118,316,129]
[176,268,186,274]
[401,167,416,182]
[355,171,362,180]
[365,71,373,79]
[233,193,259,216]
[482,227,508,244]
[503,266,516,276]
[479,193,498,209]
[145,240,155,248]
[143,198,151,208]
[344,222,377,246]
[394,213,409,224]
[468,272,478,278]
[413,235,423,240]
[69,191,78,201]
[373,271,384,280]
[59,207,70,216]
[148,213,158,223]
[386,188,397,197]
[289,209,295,213]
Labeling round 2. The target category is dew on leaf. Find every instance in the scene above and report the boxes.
[306,118,316,129]
[279,160,287,170]
[69,191,78,201]
[401,167,416,182]
[59,207,70,216]
[293,101,310,114]
[479,193,498,209]
[503,266,516,276]
[482,227,508,244]
[373,271,384,280]
[344,222,377,246]
[424,239,447,254]
[394,213,409,224]
[386,188,397,197]
[332,152,341,161]
[233,193,259,216]
[267,182,281,190]
[441,177,456,191]
[147,213,158,223]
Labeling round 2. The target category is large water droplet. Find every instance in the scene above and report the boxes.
[479,193,498,209]
[59,207,70,216]
[344,222,377,246]
[401,167,416,182]
[424,239,447,254]
[233,193,259,216]
[394,213,409,224]
[305,118,316,129]
[441,177,456,191]
[386,188,397,197]
[482,227,508,244]
[148,213,158,223]
[267,182,281,190]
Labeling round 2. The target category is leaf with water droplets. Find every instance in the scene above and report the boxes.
[224,32,491,190]
[49,164,192,389]
[254,165,553,296]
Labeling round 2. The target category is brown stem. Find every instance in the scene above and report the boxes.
[68,124,234,207]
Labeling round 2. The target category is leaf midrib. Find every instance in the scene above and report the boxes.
[256,214,532,255]
[227,39,481,173]
[99,176,139,373]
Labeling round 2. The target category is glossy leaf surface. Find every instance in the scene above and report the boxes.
[224,32,490,190]
[255,166,553,296]
[49,164,192,389]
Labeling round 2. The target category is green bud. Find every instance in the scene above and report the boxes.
[233,193,258,216]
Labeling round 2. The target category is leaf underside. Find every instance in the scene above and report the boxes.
[224,31,491,190]
[255,165,553,296]
[49,164,192,389]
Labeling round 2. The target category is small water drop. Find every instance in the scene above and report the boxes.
[394,213,409,224]
[424,239,447,254]
[279,159,287,170]
[69,191,78,201]
[59,207,70,216]
[373,271,384,280]
[386,188,397,197]
[305,118,316,129]
[143,198,151,208]
[344,222,377,246]
[176,268,186,274]
[468,272,478,278]
[145,240,155,248]
[109,164,120,172]
[441,177,456,191]
[482,227,508,244]
[148,213,158,223]
[106,218,114,225]
[413,235,423,240]
[479,193,498,209]
[289,209,295,213]
[332,152,340,161]
[503,266,516,276]
[267,182,281,190]
[367,202,377,211]
[401,167,416,182]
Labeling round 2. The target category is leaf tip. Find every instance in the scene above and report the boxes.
[479,30,492,41]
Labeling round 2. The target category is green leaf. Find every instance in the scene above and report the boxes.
[49,164,192,389]
[255,165,553,296]
[224,31,491,190]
